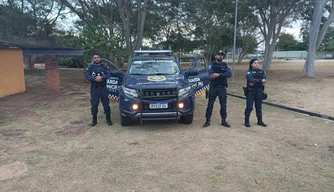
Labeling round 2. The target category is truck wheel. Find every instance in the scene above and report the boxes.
[180,113,193,124]
[120,114,132,126]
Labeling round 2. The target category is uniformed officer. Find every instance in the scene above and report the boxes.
[85,53,112,126]
[244,58,267,127]
[203,50,232,128]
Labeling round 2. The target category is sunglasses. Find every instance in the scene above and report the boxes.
[93,56,100,59]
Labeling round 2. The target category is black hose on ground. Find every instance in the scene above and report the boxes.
[227,93,334,122]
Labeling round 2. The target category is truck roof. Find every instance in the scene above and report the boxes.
[132,56,176,60]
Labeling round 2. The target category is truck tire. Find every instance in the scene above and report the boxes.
[180,113,193,124]
[120,114,132,126]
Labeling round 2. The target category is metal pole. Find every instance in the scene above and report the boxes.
[232,0,238,81]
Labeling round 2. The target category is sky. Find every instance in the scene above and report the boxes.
[282,21,303,41]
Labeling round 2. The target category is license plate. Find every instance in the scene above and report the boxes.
[149,103,168,109]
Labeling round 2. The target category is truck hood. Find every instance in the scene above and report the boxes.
[123,74,189,89]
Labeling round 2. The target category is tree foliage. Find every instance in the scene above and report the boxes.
[241,0,303,70]
[3,0,334,76]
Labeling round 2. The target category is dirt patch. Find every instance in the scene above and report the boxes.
[66,91,86,96]
[328,146,334,153]
[1,63,334,191]
[55,125,91,136]
[14,115,41,121]
[0,161,27,181]
[6,145,42,154]
[13,110,41,121]
[74,98,89,102]
[77,103,89,108]
[0,129,29,136]
[70,121,85,125]
[286,140,298,147]
[128,141,140,145]
[0,68,68,123]
[0,118,6,125]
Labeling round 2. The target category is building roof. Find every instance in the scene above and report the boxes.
[0,34,83,56]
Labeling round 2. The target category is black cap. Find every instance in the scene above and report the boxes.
[216,50,224,55]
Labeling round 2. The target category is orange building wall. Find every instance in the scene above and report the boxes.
[0,48,25,98]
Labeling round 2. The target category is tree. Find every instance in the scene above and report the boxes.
[187,0,235,62]
[303,0,334,77]
[0,0,66,69]
[320,27,334,50]
[237,35,258,64]
[116,0,149,62]
[60,0,152,63]
[59,0,126,65]
[277,33,298,51]
[236,3,262,64]
[241,0,302,70]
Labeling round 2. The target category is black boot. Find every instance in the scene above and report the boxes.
[221,119,231,128]
[244,117,250,128]
[106,115,113,126]
[203,119,210,128]
[90,116,97,127]
[257,117,267,127]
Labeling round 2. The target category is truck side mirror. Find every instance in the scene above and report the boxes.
[185,69,199,77]
[111,71,123,77]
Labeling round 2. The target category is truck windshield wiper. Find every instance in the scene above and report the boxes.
[151,73,174,75]
[129,73,145,75]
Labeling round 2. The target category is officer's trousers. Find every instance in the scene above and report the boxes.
[244,89,263,118]
[205,86,227,121]
[90,87,111,116]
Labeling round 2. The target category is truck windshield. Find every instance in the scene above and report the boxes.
[129,59,180,75]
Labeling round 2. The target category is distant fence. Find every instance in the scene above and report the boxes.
[272,51,334,60]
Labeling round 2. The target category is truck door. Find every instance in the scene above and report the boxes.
[100,58,124,102]
[178,56,210,98]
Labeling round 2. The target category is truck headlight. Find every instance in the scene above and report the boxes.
[122,86,138,98]
[178,86,191,98]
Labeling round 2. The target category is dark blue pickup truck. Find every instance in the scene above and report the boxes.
[105,50,210,126]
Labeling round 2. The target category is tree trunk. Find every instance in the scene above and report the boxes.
[237,55,243,64]
[238,51,249,64]
[205,45,215,63]
[133,0,148,51]
[117,0,132,62]
[303,0,326,77]
[262,38,271,69]
[264,43,276,70]
[316,0,334,49]
[23,55,37,70]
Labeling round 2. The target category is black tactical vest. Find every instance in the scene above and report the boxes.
[211,63,228,87]
[248,69,265,89]
[90,64,107,88]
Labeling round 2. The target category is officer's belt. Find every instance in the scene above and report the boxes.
[210,84,226,88]
[247,87,262,91]
[92,83,106,88]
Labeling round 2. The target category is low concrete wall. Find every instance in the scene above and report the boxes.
[0,48,25,98]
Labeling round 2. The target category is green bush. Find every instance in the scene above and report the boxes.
[59,56,85,68]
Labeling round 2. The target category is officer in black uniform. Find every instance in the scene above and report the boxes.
[85,53,112,126]
[203,50,232,128]
[244,58,267,127]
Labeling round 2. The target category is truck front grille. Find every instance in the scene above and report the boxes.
[140,88,177,100]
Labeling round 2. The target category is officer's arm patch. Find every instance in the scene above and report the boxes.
[247,72,251,74]
[209,65,212,69]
